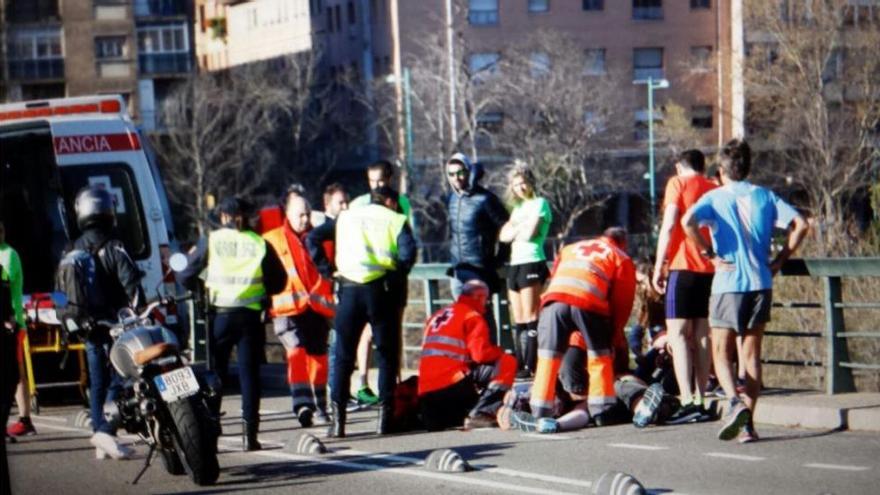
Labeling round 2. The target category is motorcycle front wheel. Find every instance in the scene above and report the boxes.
[165,397,220,485]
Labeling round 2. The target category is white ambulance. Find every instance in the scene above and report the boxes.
[0,95,177,301]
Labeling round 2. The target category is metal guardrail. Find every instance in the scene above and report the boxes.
[184,257,880,395]
[408,258,880,395]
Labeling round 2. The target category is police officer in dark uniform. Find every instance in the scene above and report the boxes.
[180,197,285,451]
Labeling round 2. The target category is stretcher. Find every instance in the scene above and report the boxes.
[22,293,88,414]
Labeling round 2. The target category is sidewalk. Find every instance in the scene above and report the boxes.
[249,363,880,432]
[750,390,880,432]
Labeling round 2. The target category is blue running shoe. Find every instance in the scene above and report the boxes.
[633,382,664,428]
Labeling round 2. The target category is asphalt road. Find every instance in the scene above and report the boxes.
[7,393,880,495]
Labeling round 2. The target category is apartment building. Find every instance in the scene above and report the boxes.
[312,0,743,156]
[0,0,196,130]
[194,0,312,71]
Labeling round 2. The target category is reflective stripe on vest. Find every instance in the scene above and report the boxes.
[547,276,606,301]
[335,205,407,284]
[421,348,469,362]
[555,259,610,283]
[424,335,467,348]
[206,229,266,310]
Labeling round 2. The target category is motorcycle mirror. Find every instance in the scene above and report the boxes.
[169,253,188,273]
[51,291,69,308]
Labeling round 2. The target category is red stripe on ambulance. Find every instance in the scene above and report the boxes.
[54,133,141,154]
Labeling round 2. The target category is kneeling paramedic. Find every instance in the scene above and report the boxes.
[264,191,335,427]
[418,280,516,431]
[529,227,636,422]
[183,197,286,451]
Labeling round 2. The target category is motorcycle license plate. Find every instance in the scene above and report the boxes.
[154,367,200,402]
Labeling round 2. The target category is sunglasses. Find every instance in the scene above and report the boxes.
[447,170,467,178]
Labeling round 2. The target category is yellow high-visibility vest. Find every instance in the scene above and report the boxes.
[335,204,407,283]
[205,228,266,310]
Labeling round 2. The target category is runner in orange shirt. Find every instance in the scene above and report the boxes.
[651,149,717,423]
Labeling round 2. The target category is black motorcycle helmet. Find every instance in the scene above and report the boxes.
[74,186,116,230]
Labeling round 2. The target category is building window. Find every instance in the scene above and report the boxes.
[529,0,549,13]
[633,47,663,80]
[468,52,500,80]
[7,28,65,80]
[633,0,663,20]
[583,48,606,75]
[691,105,713,129]
[326,6,334,31]
[690,46,712,71]
[690,0,710,9]
[335,5,342,31]
[347,1,356,24]
[95,36,127,59]
[582,0,603,10]
[530,52,550,78]
[469,0,499,26]
[137,23,191,75]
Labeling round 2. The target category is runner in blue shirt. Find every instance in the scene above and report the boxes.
[682,139,809,444]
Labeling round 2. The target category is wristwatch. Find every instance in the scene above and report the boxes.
[700,248,715,259]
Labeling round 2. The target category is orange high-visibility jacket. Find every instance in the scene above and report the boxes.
[542,236,636,338]
[263,224,335,319]
[417,296,504,396]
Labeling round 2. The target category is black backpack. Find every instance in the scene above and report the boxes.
[54,243,109,339]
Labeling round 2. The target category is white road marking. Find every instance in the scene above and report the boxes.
[341,449,592,489]
[608,443,669,451]
[803,463,871,472]
[705,452,765,462]
[31,415,67,423]
[521,433,572,440]
[251,447,583,495]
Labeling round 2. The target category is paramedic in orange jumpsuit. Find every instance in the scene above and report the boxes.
[264,192,336,427]
[418,280,517,431]
[530,227,636,421]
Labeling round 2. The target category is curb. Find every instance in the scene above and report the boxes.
[709,392,880,432]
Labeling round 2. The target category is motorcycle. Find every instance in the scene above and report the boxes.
[99,253,221,486]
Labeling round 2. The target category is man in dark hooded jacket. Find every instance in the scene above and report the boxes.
[445,152,509,296]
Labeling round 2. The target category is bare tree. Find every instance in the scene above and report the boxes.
[155,53,329,237]
[487,31,633,237]
[655,102,706,161]
[744,0,880,253]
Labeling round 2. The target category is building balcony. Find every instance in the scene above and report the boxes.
[6,0,59,23]
[7,59,64,81]
[139,53,192,76]
[134,0,188,17]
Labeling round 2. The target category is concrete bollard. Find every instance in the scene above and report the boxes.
[424,448,471,473]
[73,409,91,429]
[592,471,646,495]
[286,433,328,455]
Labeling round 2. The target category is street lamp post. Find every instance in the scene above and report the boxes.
[637,76,669,237]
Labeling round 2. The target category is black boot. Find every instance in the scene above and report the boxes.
[243,420,261,451]
[328,402,346,438]
[376,400,394,435]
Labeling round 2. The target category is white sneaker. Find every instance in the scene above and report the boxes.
[90,432,134,460]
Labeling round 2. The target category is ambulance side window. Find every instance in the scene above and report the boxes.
[59,164,149,260]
